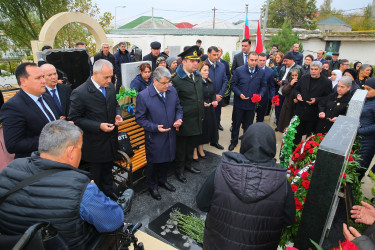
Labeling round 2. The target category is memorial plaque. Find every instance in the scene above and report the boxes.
[121,61,152,89]
[167,46,181,58]
[346,89,367,119]
[294,115,359,249]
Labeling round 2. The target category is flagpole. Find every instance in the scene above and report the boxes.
[262,0,270,45]
[244,4,248,39]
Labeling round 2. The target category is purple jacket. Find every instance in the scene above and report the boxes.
[135,85,183,163]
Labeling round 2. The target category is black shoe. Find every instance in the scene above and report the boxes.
[274,127,279,132]
[210,142,224,150]
[198,153,207,159]
[228,143,237,151]
[117,189,134,213]
[149,189,161,200]
[176,173,187,183]
[186,167,201,174]
[109,192,119,201]
[159,181,176,192]
[193,158,199,162]
[239,135,243,140]
[218,124,224,131]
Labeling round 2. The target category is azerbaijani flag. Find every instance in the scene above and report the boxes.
[255,20,263,53]
[244,14,250,39]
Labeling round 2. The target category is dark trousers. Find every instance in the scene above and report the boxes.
[214,103,222,126]
[231,107,255,145]
[293,119,317,146]
[256,97,269,122]
[275,95,285,126]
[115,75,122,94]
[175,135,197,174]
[89,161,114,196]
[146,162,171,190]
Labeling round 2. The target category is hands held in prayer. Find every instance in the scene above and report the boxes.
[343,223,361,242]
[319,112,325,119]
[173,119,183,131]
[100,123,115,132]
[115,115,123,126]
[351,201,375,225]
[240,94,249,100]
[306,98,316,105]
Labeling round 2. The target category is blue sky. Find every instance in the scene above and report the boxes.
[94,0,373,27]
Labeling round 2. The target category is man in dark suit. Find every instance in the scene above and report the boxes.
[171,46,204,183]
[329,52,340,70]
[205,46,226,149]
[143,41,163,71]
[293,61,333,145]
[0,62,59,158]
[229,52,267,151]
[136,67,183,200]
[256,52,275,122]
[69,59,123,199]
[114,42,134,94]
[218,47,231,106]
[231,39,251,75]
[94,43,116,84]
[40,64,72,119]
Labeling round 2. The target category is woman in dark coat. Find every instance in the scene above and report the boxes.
[355,64,373,89]
[356,78,375,180]
[193,62,218,161]
[277,68,301,132]
[130,63,152,92]
[316,76,353,134]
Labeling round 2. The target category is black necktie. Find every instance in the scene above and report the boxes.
[160,93,166,103]
[51,89,63,114]
[189,74,193,80]
[38,97,55,121]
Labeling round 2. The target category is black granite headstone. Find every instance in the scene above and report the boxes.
[294,115,359,249]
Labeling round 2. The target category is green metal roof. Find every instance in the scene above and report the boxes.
[119,16,174,29]
[317,17,351,27]
[110,28,253,36]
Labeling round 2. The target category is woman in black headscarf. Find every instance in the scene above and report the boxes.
[196,122,295,250]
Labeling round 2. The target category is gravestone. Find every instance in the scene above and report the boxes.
[121,61,152,89]
[167,46,181,58]
[346,89,367,119]
[294,115,359,249]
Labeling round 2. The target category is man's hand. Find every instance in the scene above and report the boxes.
[59,116,66,120]
[351,201,375,225]
[158,125,171,133]
[297,94,303,102]
[306,98,316,105]
[100,123,115,132]
[328,117,337,122]
[204,102,211,107]
[293,98,298,103]
[319,112,325,119]
[240,94,249,100]
[343,223,361,242]
[115,115,123,126]
[57,80,64,84]
[290,79,298,86]
[216,94,222,102]
[212,101,218,107]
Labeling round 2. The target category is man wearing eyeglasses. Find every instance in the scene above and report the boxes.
[135,67,183,200]
[339,59,350,74]
[94,43,116,84]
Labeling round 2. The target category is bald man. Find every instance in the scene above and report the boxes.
[40,64,72,119]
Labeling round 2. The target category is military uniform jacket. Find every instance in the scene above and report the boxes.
[171,64,204,136]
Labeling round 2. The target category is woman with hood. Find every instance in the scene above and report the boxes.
[196,122,295,250]
[130,63,152,92]
[330,69,342,88]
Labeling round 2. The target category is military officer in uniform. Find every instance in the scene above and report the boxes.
[171,46,204,183]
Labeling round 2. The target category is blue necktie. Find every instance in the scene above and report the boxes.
[99,87,106,97]
[250,68,254,74]
[160,93,166,103]
[51,89,63,114]
[38,97,55,121]
[244,54,248,64]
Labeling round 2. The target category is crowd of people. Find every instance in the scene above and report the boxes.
[0,38,374,249]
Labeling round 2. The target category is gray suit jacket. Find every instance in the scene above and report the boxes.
[231,52,247,74]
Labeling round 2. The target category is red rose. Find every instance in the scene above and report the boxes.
[310,165,315,171]
[301,172,310,179]
[251,94,262,103]
[348,156,354,161]
[291,184,298,192]
[295,201,303,210]
[302,180,310,189]
[272,95,280,106]
[317,133,323,136]
[305,144,311,150]
[340,238,359,249]
[319,137,324,141]
[308,148,314,154]
[303,198,306,202]
[312,142,320,147]
[340,173,346,179]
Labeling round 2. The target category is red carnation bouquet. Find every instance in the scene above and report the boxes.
[251,94,261,108]
[272,95,280,106]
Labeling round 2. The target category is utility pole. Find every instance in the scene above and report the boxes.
[212,7,216,29]
[263,0,270,45]
[152,7,156,29]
